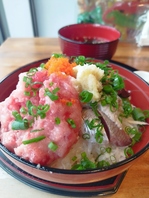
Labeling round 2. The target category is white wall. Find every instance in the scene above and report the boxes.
[2,0,78,38]
[34,0,78,37]
[2,0,34,37]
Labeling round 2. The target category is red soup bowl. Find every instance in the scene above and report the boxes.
[0,59,149,188]
[58,23,121,60]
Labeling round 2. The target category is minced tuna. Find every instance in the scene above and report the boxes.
[0,69,82,166]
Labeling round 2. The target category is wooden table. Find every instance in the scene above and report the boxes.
[0,38,149,198]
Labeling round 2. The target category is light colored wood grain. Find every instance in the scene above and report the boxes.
[0,38,149,80]
[0,38,149,198]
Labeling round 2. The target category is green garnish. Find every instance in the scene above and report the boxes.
[106,147,112,153]
[103,85,113,93]
[82,133,90,139]
[110,155,116,163]
[124,147,134,158]
[73,55,87,66]
[85,118,100,129]
[79,90,93,103]
[48,142,58,151]
[11,100,50,130]
[55,117,61,125]
[52,53,65,58]
[112,73,124,91]
[39,63,45,69]
[27,68,38,76]
[20,107,27,114]
[89,101,99,116]
[49,82,54,86]
[101,90,118,111]
[66,101,72,106]
[72,156,77,161]
[26,100,50,119]
[23,76,33,88]
[132,107,146,121]
[11,111,29,130]
[52,87,60,94]
[24,91,31,96]
[44,87,59,101]
[143,110,149,119]
[126,126,142,145]
[85,118,103,143]
[37,104,50,119]
[97,160,110,168]
[12,110,22,121]
[67,118,76,128]
[95,128,103,143]
[22,135,46,145]
[12,119,29,130]
[31,128,44,132]
[23,68,43,97]
[121,99,133,118]
[71,152,96,170]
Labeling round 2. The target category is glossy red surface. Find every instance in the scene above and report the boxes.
[0,151,127,196]
[58,24,120,60]
[0,59,149,185]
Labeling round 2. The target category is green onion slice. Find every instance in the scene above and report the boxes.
[12,111,22,121]
[26,100,33,115]
[52,87,60,94]
[103,85,113,93]
[20,107,27,114]
[67,118,76,128]
[31,128,44,132]
[97,160,110,168]
[12,119,29,130]
[44,88,59,101]
[71,152,96,170]
[106,147,112,153]
[40,63,45,69]
[22,135,46,145]
[66,102,72,106]
[24,91,31,96]
[82,133,90,139]
[49,82,54,86]
[23,76,33,88]
[124,147,134,158]
[48,141,58,151]
[55,117,61,125]
[86,118,101,129]
[27,68,38,76]
[52,53,65,58]
[79,90,93,103]
[113,73,125,91]
[72,156,77,161]
[132,107,146,121]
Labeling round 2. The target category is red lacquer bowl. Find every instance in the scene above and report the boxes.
[58,23,120,60]
[0,59,149,185]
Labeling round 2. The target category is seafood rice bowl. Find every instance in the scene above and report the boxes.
[0,54,149,184]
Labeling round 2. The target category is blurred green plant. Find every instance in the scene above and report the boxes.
[77,6,104,24]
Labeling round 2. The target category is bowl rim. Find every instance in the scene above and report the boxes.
[0,58,149,175]
[58,23,121,45]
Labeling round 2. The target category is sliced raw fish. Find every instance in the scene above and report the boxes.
[82,107,132,147]
[98,109,132,146]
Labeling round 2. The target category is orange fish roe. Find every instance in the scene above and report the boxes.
[45,56,76,76]
[60,98,77,106]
